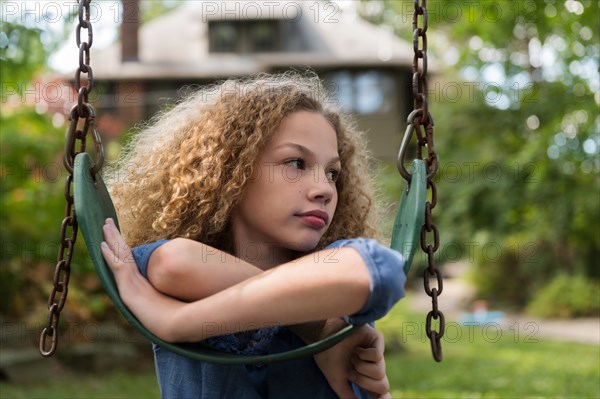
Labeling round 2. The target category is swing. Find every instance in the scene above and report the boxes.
[71,151,425,365]
[41,0,444,363]
[71,109,427,365]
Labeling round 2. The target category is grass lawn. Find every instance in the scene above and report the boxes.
[2,301,598,398]
[380,300,600,398]
[0,369,160,399]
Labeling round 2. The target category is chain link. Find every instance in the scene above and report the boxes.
[412,0,428,123]
[411,0,444,362]
[40,0,103,357]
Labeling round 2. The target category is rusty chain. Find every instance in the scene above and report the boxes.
[40,0,104,357]
[410,0,444,362]
[35,0,441,362]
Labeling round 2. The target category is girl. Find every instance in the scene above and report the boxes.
[100,73,406,398]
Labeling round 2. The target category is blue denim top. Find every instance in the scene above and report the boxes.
[132,238,405,399]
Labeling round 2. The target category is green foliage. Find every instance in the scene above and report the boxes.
[0,105,108,322]
[0,22,47,86]
[0,0,189,327]
[0,106,64,316]
[141,0,185,24]
[527,274,600,318]
[366,0,600,313]
[1,17,112,323]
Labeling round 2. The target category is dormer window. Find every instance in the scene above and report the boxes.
[209,20,281,53]
[209,21,238,52]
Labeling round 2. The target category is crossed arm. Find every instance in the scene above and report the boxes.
[101,218,391,398]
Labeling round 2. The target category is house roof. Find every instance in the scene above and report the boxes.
[93,1,414,80]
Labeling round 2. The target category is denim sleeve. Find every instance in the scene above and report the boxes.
[325,238,406,324]
[131,240,170,279]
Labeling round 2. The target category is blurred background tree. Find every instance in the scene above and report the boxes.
[0,0,184,328]
[361,0,599,316]
[1,18,110,327]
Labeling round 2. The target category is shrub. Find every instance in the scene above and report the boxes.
[526,274,600,318]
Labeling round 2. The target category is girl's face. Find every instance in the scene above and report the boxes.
[231,110,340,267]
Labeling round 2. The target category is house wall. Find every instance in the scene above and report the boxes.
[97,68,412,162]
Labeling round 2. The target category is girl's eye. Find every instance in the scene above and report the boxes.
[286,159,305,170]
[326,169,340,182]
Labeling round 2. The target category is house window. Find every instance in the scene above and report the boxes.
[326,70,396,115]
[249,20,279,52]
[209,20,282,53]
[209,21,239,52]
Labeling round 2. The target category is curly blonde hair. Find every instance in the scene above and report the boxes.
[107,72,380,252]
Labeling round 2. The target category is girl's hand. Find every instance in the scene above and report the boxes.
[350,335,391,399]
[314,323,391,399]
[100,218,149,307]
[100,218,187,341]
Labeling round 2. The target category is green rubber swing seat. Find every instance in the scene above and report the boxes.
[73,152,426,365]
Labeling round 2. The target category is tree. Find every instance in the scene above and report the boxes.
[2,9,102,323]
[362,0,599,313]
[1,0,191,324]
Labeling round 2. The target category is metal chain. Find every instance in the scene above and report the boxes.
[412,0,444,362]
[40,0,104,357]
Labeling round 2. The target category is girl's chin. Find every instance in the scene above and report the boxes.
[278,228,325,253]
[286,238,322,253]
[291,244,319,253]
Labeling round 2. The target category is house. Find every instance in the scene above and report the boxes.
[93,0,416,161]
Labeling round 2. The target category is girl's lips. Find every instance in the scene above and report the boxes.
[296,210,329,229]
[297,215,327,229]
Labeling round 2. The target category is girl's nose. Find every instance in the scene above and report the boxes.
[307,167,335,204]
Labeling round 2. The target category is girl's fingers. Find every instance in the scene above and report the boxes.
[350,355,386,380]
[102,218,120,247]
[100,241,121,273]
[102,218,133,263]
[346,328,389,396]
[103,218,122,244]
[100,241,113,259]
[349,369,390,397]
[353,329,385,361]
[354,346,382,362]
